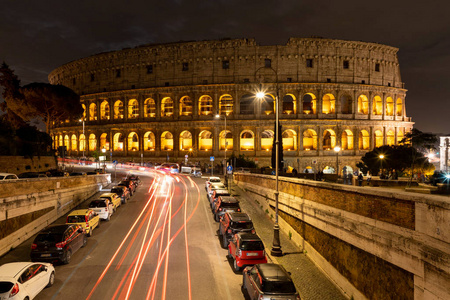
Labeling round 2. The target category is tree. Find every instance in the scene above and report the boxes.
[0,62,83,133]
[271,121,284,170]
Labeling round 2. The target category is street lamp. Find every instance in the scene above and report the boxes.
[79,118,85,159]
[255,66,282,257]
[215,114,227,178]
[379,154,385,177]
[334,146,341,177]
[102,148,106,172]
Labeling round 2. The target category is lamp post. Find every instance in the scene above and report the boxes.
[79,118,85,159]
[334,146,341,177]
[255,66,282,257]
[379,154,385,177]
[215,114,227,180]
[102,148,106,173]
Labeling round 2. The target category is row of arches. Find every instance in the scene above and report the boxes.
[81,93,404,121]
[54,128,405,153]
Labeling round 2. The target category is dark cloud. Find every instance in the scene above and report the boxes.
[0,0,448,133]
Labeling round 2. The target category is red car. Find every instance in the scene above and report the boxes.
[228,232,267,272]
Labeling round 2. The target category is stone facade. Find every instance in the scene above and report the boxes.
[439,136,449,171]
[48,38,413,171]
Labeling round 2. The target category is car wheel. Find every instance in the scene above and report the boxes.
[105,214,110,221]
[234,259,241,272]
[82,235,87,247]
[47,271,55,287]
[63,249,72,264]
[214,214,219,222]
[24,297,30,300]
[222,234,228,249]
[227,246,231,258]
[88,229,93,237]
[96,221,100,228]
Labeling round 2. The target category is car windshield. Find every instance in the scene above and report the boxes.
[0,175,5,180]
[0,282,14,293]
[89,200,106,208]
[241,240,264,251]
[67,215,85,223]
[231,221,253,230]
[262,280,296,294]
[221,203,240,209]
[210,178,221,183]
[35,233,62,243]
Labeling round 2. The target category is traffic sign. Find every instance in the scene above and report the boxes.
[113,160,118,165]
[227,165,233,174]
[210,156,215,162]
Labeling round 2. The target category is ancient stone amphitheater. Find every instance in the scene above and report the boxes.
[49,37,413,172]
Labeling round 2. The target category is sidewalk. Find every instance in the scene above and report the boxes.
[230,183,347,300]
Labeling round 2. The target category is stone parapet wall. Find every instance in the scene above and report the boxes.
[0,174,111,257]
[234,173,450,300]
[0,156,57,175]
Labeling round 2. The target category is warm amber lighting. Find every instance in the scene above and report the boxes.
[256,91,265,99]
[189,148,193,151]
[334,146,341,152]
[379,154,385,159]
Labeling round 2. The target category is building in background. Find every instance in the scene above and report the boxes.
[48,38,413,173]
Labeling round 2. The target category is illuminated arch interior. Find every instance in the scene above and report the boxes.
[114,100,124,119]
[81,104,86,119]
[100,133,109,150]
[180,130,192,150]
[261,94,275,115]
[219,94,233,116]
[302,93,317,114]
[261,130,274,151]
[128,99,139,119]
[88,134,96,151]
[323,129,336,150]
[219,130,233,150]
[282,94,296,115]
[240,130,254,151]
[89,103,97,121]
[161,97,174,117]
[113,133,124,151]
[303,129,317,150]
[144,98,156,118]
[341,129,354,150]
[199,130,213,150]
[322,93,335,114]
[144,131,155,151]
[387,130,395,145]
[282,129,297,151]
[396,98,403,116]
[199,95,213,116]
[373,96,382,115]
[375,130,383,147]
[79,134,86,151]
[397,129,404,144]
[128,132,139,151]
[180,96,193,116]
[359,130,369,150]
[71,134,77,151]
[100,101,110,120]
[161,131,173,150]
[357,95,369,114]
[386,97,394,116]
[64,135,69,149]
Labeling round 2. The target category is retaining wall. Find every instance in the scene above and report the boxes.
[234,173,450,300]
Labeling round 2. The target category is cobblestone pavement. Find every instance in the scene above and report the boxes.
[229,182,348,300]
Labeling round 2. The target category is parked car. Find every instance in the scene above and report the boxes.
[190,167,202,177]
[18,172,47,179]
[228,233,267,272]
[0,173,19,180]
[66,209,100,237]
[207,182,227,199]
[219,212,255,248]
[99,193,121,211]
[0,262,55,300]
[242,263,300,300]
[88,199,114,221]
[30,224,87,264]
[210,189,231,209]
[205,176,221,190]
[213,196,240,222]
[69,172,86,176]
[160,163,180,174]
[111,185,130,204]
[126,174,141,187]
[118,180,136,195]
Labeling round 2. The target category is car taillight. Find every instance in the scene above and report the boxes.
[10,283,19,297]
[219,208,222,211]
[237,249,242,256]
[237,208,241,212]
[296,294,301,300]
[227,229,232,234]
[31,243,37,250]
[251,229,255,234]
[105,207,108,212]
[55,241,66,249]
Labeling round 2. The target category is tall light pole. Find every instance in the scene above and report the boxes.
[79,118,85,158]
[102,148,106,173]
[379,154,385,177]
[215,114,227,179]
[256,66,282,257]
[334,146,341,177]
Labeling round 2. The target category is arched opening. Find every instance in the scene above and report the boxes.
[219,94,233,116]
[179,130,193,150]
[219,130,233,151]
[161,97,174,117]
[260,94,275,115]
[144,131,155,151]
[323,129,336,150]
[397,129,404,144]
[180,96,193,116]
[64,135,70,149]
[302,93,317,114]
[282,94,296,115]
[114,100,124,119]
[100,101,110,120]
[240,130,254,151]
[81,104,86,120]
[128,99,139,119]
[359,130,370,150]
[396,98,403,116]
[161,131,173,150]
[373,96,382,115]
[282,129,297,151]
[199,95,213,116]
[375,130,383,147]
[261,130,274,151]
[89,134,96,151]
[144,98,156,118]
[59,134,63,147]
[322,93,335,114]
[240,94,256,115]
[303,129,317,150]
[357,95,369,114]
[340,95,352,114]
[100,133,109,150]
[199,130,213,151]
[341,130,354,150]
[128,132,139,151]
[387,130,395,145]
[113,133,124,151]
[71,134,77,151]
[79,134,86,152]
[386,97,394,116]
[89,103,97,121]
[53,135,58,149]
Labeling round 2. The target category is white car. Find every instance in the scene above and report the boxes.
[0,173,19,180]
[88,199,114,221]
[205,176,222,191]
[207,182,226,199]
[0,262,55,300]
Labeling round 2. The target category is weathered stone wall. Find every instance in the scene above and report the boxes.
[234,173,450,300]
[0,174,111,257]
[0,156,57,175]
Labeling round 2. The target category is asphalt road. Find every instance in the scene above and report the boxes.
[0,170,244,300]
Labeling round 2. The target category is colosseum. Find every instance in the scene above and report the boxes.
[48,37,413,173]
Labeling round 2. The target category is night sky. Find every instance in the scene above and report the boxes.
[1,0,449,134]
